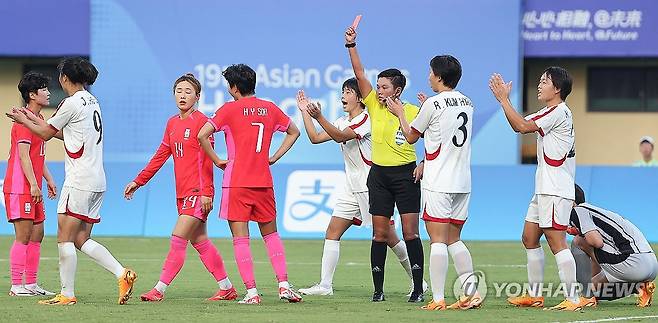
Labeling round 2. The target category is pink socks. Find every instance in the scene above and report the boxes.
[232,237,256,289]
[263,232,288,283]
[192,239,228,282]
[159,235,188,285]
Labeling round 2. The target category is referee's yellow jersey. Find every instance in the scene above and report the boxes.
[362,90,420,166]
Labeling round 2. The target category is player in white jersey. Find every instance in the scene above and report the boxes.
[568,185,657,307]
[295,79,423,296]
[388,55,481,310]
[489,67,592,310]
[5,57,136,306]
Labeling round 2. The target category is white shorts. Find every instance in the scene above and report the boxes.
[525,194,572,230]
[421,189,470,224]
[601,253,658,283]
[57,186,104,223]
[332,191,371,227]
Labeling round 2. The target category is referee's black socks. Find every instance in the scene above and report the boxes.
[405,238,425,294]
[370,241,387,293]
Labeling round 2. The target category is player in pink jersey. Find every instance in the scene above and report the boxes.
[3,72,57,297]
[6,57,136,306]
[124,74,236,302]
[197,64,302,305]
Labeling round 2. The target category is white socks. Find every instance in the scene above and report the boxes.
[448,241,477,297]
[58,242,77,298]
[555,249,579,303]
[81,239,125,278]
[218,277,233,290]
[246,287,258,298]
[391,241,413,280]
[154,281,168,293]
[320,239,340,288]
[526,247,545,297]
[429,243,448,302]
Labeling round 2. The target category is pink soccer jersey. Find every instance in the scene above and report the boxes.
[3,117,46,194]
[208,97,291,188]
[134,110,214,198]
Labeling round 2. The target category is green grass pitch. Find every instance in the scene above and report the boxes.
[1,237,656,322]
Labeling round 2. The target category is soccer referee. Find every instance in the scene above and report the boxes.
[344,25,425,302]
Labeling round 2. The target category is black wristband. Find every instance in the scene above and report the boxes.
[345,42,356,48]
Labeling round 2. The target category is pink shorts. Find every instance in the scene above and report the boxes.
[4,193,45,224]
[176,195,208,222]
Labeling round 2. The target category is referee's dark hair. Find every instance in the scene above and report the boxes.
[377,68,406,92]
[575,184,585,205]
[430,55,462,89]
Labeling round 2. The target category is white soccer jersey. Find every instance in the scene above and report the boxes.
[333,111,371,193]
[410,91,472,193]
[47,90,106,192]
[525,102,575,199]
[572,203,653,264]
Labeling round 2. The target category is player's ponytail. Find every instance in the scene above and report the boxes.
[173,73,202,96]
[58,57,99,86]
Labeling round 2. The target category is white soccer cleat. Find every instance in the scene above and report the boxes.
[238,294,261,305]
[9,285,35,297]
[279,287,303,303]
[24,284,56,296]
[298,283,333,296]
[407,280,429,297]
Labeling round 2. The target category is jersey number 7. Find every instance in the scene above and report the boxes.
[251,122,264,153]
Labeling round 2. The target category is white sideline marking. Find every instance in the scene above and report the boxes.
[0,257,524,268]
[554,315,658,323]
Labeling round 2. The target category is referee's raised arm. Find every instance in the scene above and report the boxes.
[345,26,372,99]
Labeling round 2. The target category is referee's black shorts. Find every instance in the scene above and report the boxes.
[367,162,421,218]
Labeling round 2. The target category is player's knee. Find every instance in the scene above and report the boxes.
[15,235,30,244]
[74,237,89,250]
[401,227,419,241]
[521,233,540,249]
[372,229,389,242]
[325,227,342,240]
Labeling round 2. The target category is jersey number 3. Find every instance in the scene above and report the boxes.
[452,112,468,147]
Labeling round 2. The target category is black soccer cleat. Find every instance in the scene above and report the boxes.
[408,292,424,303]
[372,291,386,302]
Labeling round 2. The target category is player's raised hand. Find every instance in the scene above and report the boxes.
[124,181,140,200]
[307,102,323,119]
[46,179,57,199]
[200,196,212,215]
[345,26,357,44]
[417,92,428,105]
[489,73,512,103]
[413,162,424,183]
[385,97,404,117]
[296,90,309,112]
[6,107,27,124]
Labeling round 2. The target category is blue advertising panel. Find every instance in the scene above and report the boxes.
[523,0,658,57]
[0,0,89,56]
[91,0,522,165]
[2,162,657,242]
